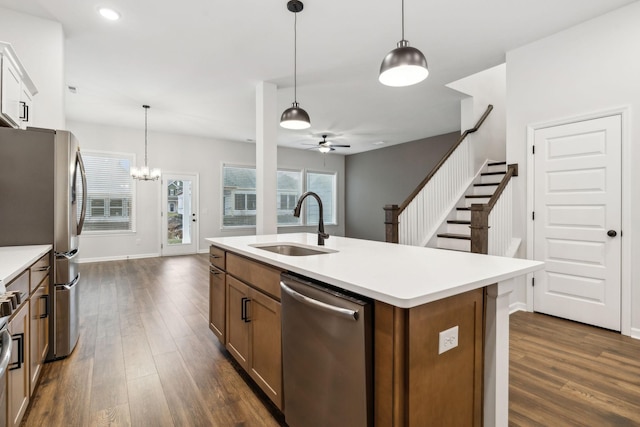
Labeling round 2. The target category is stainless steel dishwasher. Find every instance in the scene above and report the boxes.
[280,273,372,427]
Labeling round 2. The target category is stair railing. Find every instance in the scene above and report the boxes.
[385,105,493,245]
[470,164,518,255]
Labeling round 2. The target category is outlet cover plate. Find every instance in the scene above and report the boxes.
[438,325,459,354]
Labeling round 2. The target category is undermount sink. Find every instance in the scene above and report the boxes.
[250,243,337,256]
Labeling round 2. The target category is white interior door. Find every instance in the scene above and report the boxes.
[533,115,621,330]
[161,173,199,256]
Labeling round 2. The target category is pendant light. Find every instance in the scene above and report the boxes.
[131,105,161,181]
[280,0,311,130]
[379,0,429,87]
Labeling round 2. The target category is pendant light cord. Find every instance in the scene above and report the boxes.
[144,105,149,167]
[401,0,405,40]
[294,11,298,103]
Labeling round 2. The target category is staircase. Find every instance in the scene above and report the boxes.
[435,161,506,252]
[385,105,520,257]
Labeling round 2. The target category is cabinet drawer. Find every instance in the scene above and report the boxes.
[227,253,281,300]
[6,270,29,301]
[209,246,226,270]
[30,254,50,293]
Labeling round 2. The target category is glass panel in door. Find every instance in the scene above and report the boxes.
[162,173,198,256]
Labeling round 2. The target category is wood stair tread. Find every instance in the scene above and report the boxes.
[481,171,506,176]
[437,233,471,240]
[456,207,471,211]
[487,161,507,166]
[474,183,499,187]
[465,194,491,198]
[447,220,470,224]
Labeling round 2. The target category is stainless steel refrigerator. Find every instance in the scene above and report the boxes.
[0,127,87,360]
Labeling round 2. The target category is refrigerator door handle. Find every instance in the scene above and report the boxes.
[76,149,87,235]
[57,274,80,291]
[0,328,12,376]
[55,249,79,260]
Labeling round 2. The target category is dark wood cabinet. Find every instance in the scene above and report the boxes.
[209,245,283,410]
[7,302,29,427]
[225,276,250,368]
[208,266,226,343]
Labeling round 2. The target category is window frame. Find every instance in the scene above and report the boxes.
[220,163,338,230]
[305,169,338,226]
[81,149,137,235]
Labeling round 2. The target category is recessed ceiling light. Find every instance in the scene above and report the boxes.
[98,7,121,21]
[372,141,386,145]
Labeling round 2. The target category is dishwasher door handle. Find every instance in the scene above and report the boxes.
[281,282,358,321]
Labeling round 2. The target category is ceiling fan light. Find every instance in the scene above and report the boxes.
[280,102,311,129]
[379,41,429,87]
[318,145,331,153]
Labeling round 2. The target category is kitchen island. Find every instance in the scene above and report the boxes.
[206,233,543,426]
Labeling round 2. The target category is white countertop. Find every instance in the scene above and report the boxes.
[206,233,544,308]
[0,245,52,289]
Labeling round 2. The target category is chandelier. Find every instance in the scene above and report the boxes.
[131,104,161,181]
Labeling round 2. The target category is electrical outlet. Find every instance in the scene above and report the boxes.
[438,325,459,355]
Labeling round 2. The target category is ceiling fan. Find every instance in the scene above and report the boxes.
[307,134,351,153]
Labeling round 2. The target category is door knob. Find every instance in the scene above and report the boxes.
[607,230,617,237]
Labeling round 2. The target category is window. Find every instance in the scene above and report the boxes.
[306,171,337,225]
[223,165,257,227]
[277,169,302,225]
[222,165,335,228]
[80,151,135,232]
[90,198,105,217]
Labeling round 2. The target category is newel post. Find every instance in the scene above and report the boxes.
[470,204,490,254]
[384,204,399,244]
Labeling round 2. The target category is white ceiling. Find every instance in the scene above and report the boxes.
[0,0,635,154]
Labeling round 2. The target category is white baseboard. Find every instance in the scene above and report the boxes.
[78,252,160,263]
[509,302,527,314]
[631,327,640,340]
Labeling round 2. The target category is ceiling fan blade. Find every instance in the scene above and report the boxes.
[330,144,350,148]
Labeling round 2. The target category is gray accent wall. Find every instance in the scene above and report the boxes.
[345,132,459,242]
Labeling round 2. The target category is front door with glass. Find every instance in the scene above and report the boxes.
[161,173,198,256]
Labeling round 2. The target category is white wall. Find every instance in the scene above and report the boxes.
[506,2,640,335]
[0,8,65,129]
[447,63,507,171]
[68,120,345,262]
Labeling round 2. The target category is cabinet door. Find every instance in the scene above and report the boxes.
[226,276,250,369]
[209,267,226,343]
[248,288,283,409]
[8,303,30,427]
[29,279,50,395]
[0,56,22,127]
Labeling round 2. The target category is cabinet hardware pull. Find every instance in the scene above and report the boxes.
[35,266,50,272]
[19,101,28,121]
[241,297,251,323]
[40,294,50,319]
[209,269,221,275]
[9,333,24,371]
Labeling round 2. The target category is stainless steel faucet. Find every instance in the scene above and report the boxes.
[293,191,329,246]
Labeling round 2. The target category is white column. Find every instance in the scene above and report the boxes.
[484,279,514,427]
[256,81,278,235]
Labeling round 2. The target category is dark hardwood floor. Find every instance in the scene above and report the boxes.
[509,311,640,426]
[19,255,640,426]
[22,254,283,427]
